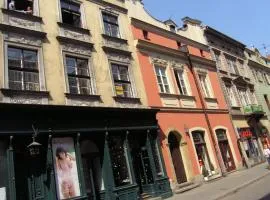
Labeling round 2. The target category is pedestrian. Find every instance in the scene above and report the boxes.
[263,144,270,169]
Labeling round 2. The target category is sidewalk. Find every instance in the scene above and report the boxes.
[167,163,270,200]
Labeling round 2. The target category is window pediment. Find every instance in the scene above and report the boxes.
[151,57,168,67]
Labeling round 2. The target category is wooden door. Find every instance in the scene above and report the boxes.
[219,141,236,171]
[169,134,187,184]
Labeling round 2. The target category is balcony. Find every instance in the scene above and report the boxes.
[243,104,264,115]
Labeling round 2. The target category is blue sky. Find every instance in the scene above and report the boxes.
[143,0,270,55]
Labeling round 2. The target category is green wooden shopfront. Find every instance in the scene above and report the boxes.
[0,103,172,200]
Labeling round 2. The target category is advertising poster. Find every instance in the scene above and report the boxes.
[52,137,81,199]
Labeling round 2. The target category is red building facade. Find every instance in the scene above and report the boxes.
[127,1,242,189]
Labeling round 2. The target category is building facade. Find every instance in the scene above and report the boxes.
[0,0,172,199]
[203,25,267,168]
[245,48,270,141]
[126,0,242,191]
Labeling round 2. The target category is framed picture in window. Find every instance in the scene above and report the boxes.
[52,137,81,199]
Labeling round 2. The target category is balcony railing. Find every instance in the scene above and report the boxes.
[243,104,264,114]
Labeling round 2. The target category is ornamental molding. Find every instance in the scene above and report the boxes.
[151,57,168,67]
[4,33,42,46]
[107,52,131,63]
[5,95,47,104]
[61,43,92,55]
[62,29,91,42]
[171,61,184,70]
[8,16,37,30]
[66,98,102,107]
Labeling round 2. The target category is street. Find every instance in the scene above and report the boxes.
[223,174,270,200]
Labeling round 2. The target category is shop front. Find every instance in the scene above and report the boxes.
[238,127,264,166]
[0,103,172,200]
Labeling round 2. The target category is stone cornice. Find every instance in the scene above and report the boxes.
[150,106,229,114]
[248,59,270,72]
[136,39,216,67]
[131,17,209,51]
[87,0,127,14]
[57,36,94,49]
[0,23,46,38]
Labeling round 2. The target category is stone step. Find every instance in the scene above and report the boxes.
[175,181,194,189]
[174,182,201,194]
[140,193,153,200]
[204,174,223,183]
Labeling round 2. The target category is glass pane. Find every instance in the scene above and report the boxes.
[108,135,131,187]
[24,72,40,91]
[158,84,164,93]
[8,47,21,68]
[112,64,119,80]
[110,24,119,38]
[122,83,132,97]
[9,70,22,90]
[115,83,124,96]
[151,139,163,177]
[156,76,162,84]
[68,76,78,94]
[79,78,90,95]
[119,66,129,81]
[164,85,170,93]
[23,50,38,70]
[66,57,76,75]
[104,23,111,36]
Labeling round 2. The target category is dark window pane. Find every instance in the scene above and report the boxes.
[23,50,38,70]
[108,135,131,187]
[79,78,90,95]
[110,24,119,37]
[9,70,22,90]
[61,0,81,27]
[24,72,39,91]
[8,47,21,68]
[68,76,78,94]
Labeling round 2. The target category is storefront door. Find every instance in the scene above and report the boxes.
[168,132,187,184]
[216,129,235,172]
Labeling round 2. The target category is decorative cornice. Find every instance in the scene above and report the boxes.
[87,0,128,14]
[102,46,132,56]
[0,23,46,38]
[151,106,229,114]
[57,36,94,49]
[102,34,128,44]
[136,39,215,67]
[57,22,90,35]
[131,17,209,51]
[248,59,270,72]
[1,88,49,97]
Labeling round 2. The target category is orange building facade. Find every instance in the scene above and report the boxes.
[127,1,242,189]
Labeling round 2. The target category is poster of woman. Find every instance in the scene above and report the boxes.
[52,137,81,199]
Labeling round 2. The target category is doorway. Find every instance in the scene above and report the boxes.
[215,129,236,172]
[168,132,187,184]
[81,140,103,200]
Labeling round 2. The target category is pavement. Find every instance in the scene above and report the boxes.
[167,163,270,200]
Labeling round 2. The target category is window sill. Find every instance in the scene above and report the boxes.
[57,36,94,48]
[113,96,141,103]
[65,93,101,100]
[102,34,128,44]
[2,8,42,22]
[1,88,49,96]
[159,93,195,99]
[102,46,132,56]
[204,97,218,102]
[57,22,90,35]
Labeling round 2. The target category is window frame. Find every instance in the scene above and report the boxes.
[174,69,189,95]
[237,88,251,106]
[59,0,82,28]
[154,65,170,94]
[110,62,134,98]
[225,85,238,107]
[63,53,95,95]
[225,56,239,75]
[101,11,121,38]
[5,44,45,91]
[198,73,212,98]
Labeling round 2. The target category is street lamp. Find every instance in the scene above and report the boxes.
[27,125,42,157]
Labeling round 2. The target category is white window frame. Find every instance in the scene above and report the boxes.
[198,73,212,98]
[225,85,238,107]
[63,54,95,95]
[237,89,251,106]
[109,61,135,98]
[174,69,189,95]
[101,11,121,38]
[154,65,170,94]
[4,42,46,91]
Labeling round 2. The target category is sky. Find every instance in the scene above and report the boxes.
[143,0,270,55]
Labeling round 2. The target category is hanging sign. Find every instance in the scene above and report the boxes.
[238,128,253,139]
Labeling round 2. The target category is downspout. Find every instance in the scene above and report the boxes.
[182,46,227,176]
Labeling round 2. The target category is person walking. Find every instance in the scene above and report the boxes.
[263,144,270,169]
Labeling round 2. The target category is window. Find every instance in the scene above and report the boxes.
[263,73,270,85]
[198,74,211,98]
[102,12,120,38]
[251,69,258,82]
[225,86,238,107]
[61,0,81,27]
[176,41,181,49]
[108,135,131,187]
[226,56,239,74]
[174,69,188,95]
[142,30,149,40]
[169,25,176,32]
[8,47,39,91]
[111,63,133,97]
[154,66,170,93]
[213,52,221,68]
[237,89,250,106]
[8,0,33,14]
[264,95,270,111]
[238,61,245,76]
[65,56,93,95]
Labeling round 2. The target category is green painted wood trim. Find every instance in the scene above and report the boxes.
[7,136,16,200]
[75,133,87,197]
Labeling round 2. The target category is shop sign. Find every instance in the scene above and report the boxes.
[238,128,253,138]
[52,137,81,199]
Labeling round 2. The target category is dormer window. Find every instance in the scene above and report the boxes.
[8,0,33,14]
[169,25,176,32]
[143,30,149,40]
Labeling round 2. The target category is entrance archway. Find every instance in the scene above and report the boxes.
[215,129,236,171]
[168,132,187,184]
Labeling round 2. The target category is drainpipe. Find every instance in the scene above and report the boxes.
[181,45,227,176]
